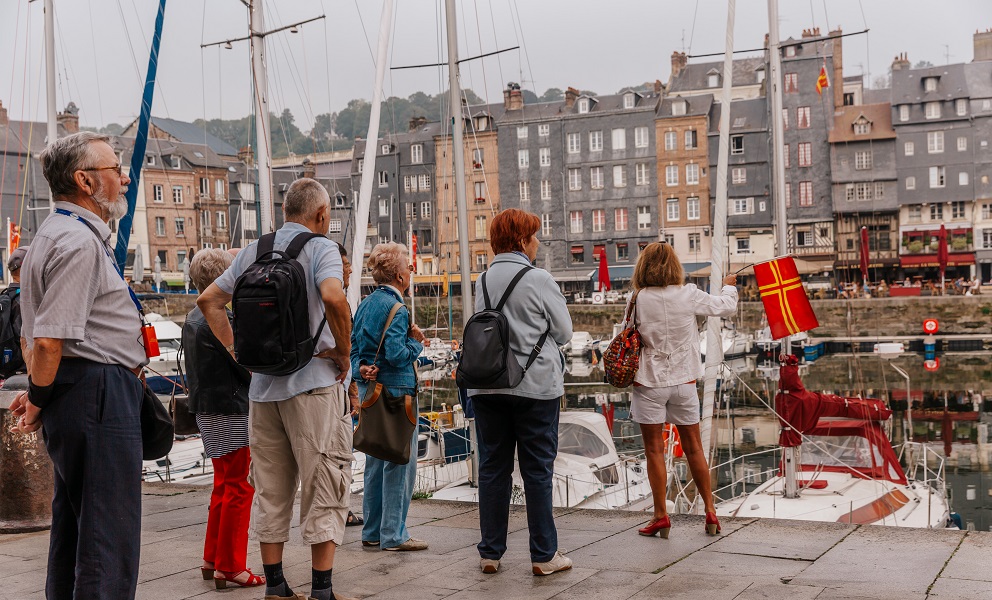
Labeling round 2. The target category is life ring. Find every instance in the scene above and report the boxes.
[451,340,459,350]
[663,424,684,458]
[922,319,939,335]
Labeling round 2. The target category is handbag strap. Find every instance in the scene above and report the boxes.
[624,290,640,328]
[372,301,404,366]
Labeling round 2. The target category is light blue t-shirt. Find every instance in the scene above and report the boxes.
[215,222,344,402]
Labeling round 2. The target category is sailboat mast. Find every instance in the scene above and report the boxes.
[249,0,273,234]
[700,0,736,468]
[445,0,474,325]
[43,0,56,212]
[347,0,395,312]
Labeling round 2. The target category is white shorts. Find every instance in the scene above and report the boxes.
[630,383,700,426]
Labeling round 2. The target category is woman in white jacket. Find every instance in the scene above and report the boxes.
[628,242,737,539]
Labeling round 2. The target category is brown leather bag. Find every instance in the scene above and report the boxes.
[353,302,418,465]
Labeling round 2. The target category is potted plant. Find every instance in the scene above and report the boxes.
[907,240,924,254]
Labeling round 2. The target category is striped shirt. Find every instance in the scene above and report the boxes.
[195,413,249,458]
[21,201,147,368]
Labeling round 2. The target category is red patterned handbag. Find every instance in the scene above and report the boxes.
[603,290,641,388]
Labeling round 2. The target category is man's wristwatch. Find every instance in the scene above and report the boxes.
[225,343,236,356]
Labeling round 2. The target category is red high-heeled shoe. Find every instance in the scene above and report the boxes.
[638,515,671,538]
[214,569,266,589]
[705,512,721,536]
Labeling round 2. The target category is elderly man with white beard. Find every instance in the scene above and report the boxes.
[7,132,150,599]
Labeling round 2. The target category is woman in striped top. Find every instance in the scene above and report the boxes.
[182,249,263,589]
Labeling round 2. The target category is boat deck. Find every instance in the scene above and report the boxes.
[2,482,989,599]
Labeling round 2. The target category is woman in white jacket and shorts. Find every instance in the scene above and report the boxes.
[628,242,737,539]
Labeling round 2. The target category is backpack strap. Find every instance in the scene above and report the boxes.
[522,328,550,375]
[487,265,545,375]
[480,272,492,310]
[256,232,277,260]
[285,231,327,259]
[493,266,533,312]
[372,302,404,366]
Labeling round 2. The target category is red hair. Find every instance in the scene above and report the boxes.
[489,208,541,254]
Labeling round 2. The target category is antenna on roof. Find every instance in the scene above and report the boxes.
[943,44,952,65]
[681,29,686,53]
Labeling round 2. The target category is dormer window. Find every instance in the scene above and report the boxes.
[475,116,488,131]
[171,156,181,169]
[671,100,686,116]
[381,144,391,155]
[756,67,766,83]
[853,117,871,135]
[578,98,590,114]
[785,45,796,58]
[146,154,156,166]
[708,73,720,88]
[924,77,937,92]
[623,93,635,109]
[334,192,346,207]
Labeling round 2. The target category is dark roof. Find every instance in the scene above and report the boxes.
[657,94,714,119]
[863,88,891,104]
[149,116,239,157]
[669,57,766,94]
[0,120,70,155]
[497,100,567,123]
[829,103,896,143]
[707,98,768,134]
[890,63,969,105]
[964,62,992,99]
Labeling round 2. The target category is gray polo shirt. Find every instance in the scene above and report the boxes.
[21,201,148,369]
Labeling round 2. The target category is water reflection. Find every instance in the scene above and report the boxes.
[417,351,992,531]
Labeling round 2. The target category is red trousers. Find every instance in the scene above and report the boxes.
[203,446,253,573]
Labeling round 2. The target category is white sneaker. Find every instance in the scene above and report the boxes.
[480,558,499,574]
[532,550,572,576]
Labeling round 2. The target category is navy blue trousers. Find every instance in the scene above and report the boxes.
[41,359,144,600]
[473,394,559,563]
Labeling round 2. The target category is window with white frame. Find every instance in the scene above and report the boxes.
[664,234,675,246]
[403,175,412,193]
[928,131,944,153]
[357,158,364,172]
[906,176,916,190]
[785,73,798,93]
[782,109,789,129]
[731,135,743,154]
[930,166,946,188]
[797,106,811,128]
[686,163,699,185]
[612,128,626,150]
[541,213,552,237]
[379,198,389,216]
[538,124,550,137]
[201,210,211,229]
[474,181,486,202]
[985,229,992,249]
[567,133,580,154]
[615,208,628,231]
[708,72,720,87]
[175,217,185,236]
[540,179,551,199]
[635,163,649,186]
[381,144,391,155]
[666,198,680,221]
[592,209,606,232]
[685,129,698,149]
[217,211,226,229]
[539,147,551,166]
[568,168,581,190]
[411,144,423,163]
[517,126,528,139]
[153,184,163,203]
[155,217,165,236]
[578,98,590,113]
[688,233,701,251]
[799,181,813,206]
[687,197,700,220]
[925,102,941,119]
[616,243,629,261]
[931,204,943,220]
[799,142,812,167]
[518,149,529,168]
[784,144,790,168]
[589,131,603,151]
[664,131,677,151]
[984,203,992,220]
[854,120,871,135]
[243,205,257,231]
[960,171,969,186]
[905,141,915,156]
[875,182,885,199]
[854,150,871,170]
[377,171,388,187]
[665,165,679,187]
[672,100,686,116]
[856,182,871,201]
[474,215,487,239]
[329,218,342,233]
[952,201,965,219]
[419,174,431,190]
[924,77,938,92]
[796,229,813,247]
[731,198,753,215]
[634,126,649,148]
[785,183,792,207]
[845,183,855,202]
[958,137,967,152]
[519,181,530,201]
[173,185,183,204]
[473,148,484,168]
[899,105,910,122]
[624,93,636,109]
[590,166,604,189]
[421,201,431,218]
[637,206,651,230]
[908,205,921,222]
[406,202,418,220]
[199,178,209,196]
[569,210,583,233]
[732,167,746,184]
[613,165,626,188]
[956,99,967,116]
[171,155,181,169]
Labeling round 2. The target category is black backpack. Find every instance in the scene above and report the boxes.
[455,266,549,389]
[231,232,327,376]
[0,286,23,378]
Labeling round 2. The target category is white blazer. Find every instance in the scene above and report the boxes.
[630,284,738,388]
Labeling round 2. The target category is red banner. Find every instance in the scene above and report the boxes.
[816,65,829,95]
[8,222,20,252]
[754,256,819,339]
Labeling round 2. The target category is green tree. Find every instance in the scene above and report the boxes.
[539,87,564,102]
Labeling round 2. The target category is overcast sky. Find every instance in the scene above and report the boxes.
[1,0,987,132]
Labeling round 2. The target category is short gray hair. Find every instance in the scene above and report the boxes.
[368,242,408,285]
[39,131,110,198]
[189,248,233,294]
[283,178,329,221]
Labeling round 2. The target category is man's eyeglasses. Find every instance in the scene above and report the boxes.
[82,164,123,176]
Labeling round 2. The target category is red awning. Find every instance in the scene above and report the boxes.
[899,253,975,268]
[593,244,605,259]
[570,246,584,254]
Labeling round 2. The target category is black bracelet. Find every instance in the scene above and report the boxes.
[28,376,56,410]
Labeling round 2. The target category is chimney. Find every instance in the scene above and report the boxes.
[564,87,579,110]
[509,83,523,111]
[831,27,843,111]
[238,145,254,167]
[670,51,688,79]
[408,116,427,132]
[891,52,911,71]
[975,29,992,62]
[801,27,821,39]
[0,100,7,126]
[654,79,663,95]
[302,157,316,179]
[57,101,79,134]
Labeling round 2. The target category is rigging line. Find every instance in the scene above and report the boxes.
[14,5,34,228]
[269,1,317,133]
[687,0,700,55]
[52,8,80,113]
[472,0,493,110]
[126,0,171,118]
[510,0,537,100]
[260,8,301,161]
[0,0,25,221]
[689,29,869,59]
[113,0,146,86]
[487,0,504,89]
[320,0,336,153]
[460,1,478,107]
[352,0,377,63]
[85,0,105,126]
[820,0,831,32]
[390,46,520,71]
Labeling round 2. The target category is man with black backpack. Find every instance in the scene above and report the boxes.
[197,178,355,600]
[0,245,27,378]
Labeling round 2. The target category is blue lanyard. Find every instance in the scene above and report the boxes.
[54,208,144,316]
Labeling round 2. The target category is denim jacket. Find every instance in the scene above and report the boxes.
[351,286,422,393]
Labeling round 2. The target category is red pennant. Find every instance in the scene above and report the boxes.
[754,256,819,339]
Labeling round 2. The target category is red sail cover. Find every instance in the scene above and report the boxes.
[775,356,892,448]
[754,256,819,339]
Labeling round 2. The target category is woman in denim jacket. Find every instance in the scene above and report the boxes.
[350,242,429,552]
